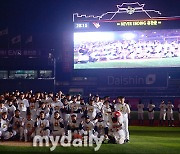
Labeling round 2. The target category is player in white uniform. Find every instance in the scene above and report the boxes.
[0,101,7,119]
[81,115,94,133]
[70,96,82,121]
[114,96,130,143]
[6,99,16,120]
[10,109,24,140]
[17,93,29,118]
[94,113,108,137]
[60,98,71,128]
[178,104,180,125]
[86,99,97,122]
[147,100,155,126]
[67,114,82,137]
[109,111,125,144]
[76,94,81,104]
[35,111,50,136]
[166,100,174,126]
[50,111,65,137]
[0,112,14,140]
[66,94,72,104]
[159,100,167,126]
[29,101,37,121]
[36,102,50,120]
[102,100,112,126]
[79,98,86,119]
[24,114,35,142]
[125,100,131,125]
[94,95,103,114]
[137,100,144,125]
[50,96,63,116]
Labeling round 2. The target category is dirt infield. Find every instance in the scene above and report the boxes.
[0,141,33,147]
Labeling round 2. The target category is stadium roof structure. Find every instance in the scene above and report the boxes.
[73,2,177,22]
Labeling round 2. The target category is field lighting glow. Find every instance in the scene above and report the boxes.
[122,33,136,40]
[74,32,115,43]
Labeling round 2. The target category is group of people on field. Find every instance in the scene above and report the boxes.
[0,91,130,144]
[136,100,179,126]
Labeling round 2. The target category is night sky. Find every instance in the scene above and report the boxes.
[0,0,180,52]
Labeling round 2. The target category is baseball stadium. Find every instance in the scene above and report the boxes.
[0,0,180,154]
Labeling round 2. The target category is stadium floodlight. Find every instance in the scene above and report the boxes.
[122,32,136,40]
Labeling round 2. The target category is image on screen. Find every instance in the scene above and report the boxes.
[74,29,180,69]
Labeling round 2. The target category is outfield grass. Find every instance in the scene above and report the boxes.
[0,126,180,154]
[74,57,180,69]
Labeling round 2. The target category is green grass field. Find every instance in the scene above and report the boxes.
[74,57,180,69]
[0,126,180,154]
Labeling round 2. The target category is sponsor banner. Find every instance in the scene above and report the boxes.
[0,49,39,57]
[98,71,167,88]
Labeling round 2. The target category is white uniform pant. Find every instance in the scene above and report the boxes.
[0,130,13,140]
[62,113,70,128]
[160,112,166,120]
[148,111,154,120]
[123,115,129,140]
[138,113,144,120]
[13,127,24,139]
[167,112,174,120]
[24,129,35,141]
[36,128,50,136]
[113,129,125,144]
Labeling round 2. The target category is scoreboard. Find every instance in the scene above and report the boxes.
[72,2,180,69]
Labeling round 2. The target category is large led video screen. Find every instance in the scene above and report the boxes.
[74,29,180,69]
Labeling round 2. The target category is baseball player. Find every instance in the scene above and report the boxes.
[94,113,108,141]
[10,109,24,141]
[0,112,14,140]
[76,94,81,104]
[6,99,16,120]
[178,103,180,125]
[50,111,65,137]
[79,98,86,119]
[137,100,144,125]
[102,100,112,126]
[60,98,71,128]
[29,101,37,121]
[109,111,125,144]
[24,113,35,142]
[166,100,174,126]
[17,93,29,118]
[66,94,72,104]
[114,96,130,143]
[81,115,94,133]
[36,101,50,120]
[159,100,167,126]
[94,95,103,114]
[86,99,97,122]
[125,100,131,125]
[50,95,63,116]
[70,96,82,121]
[0,101,8,119]
[147,100,155,126]
[35,111,50,136]
[67,114,82,137]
